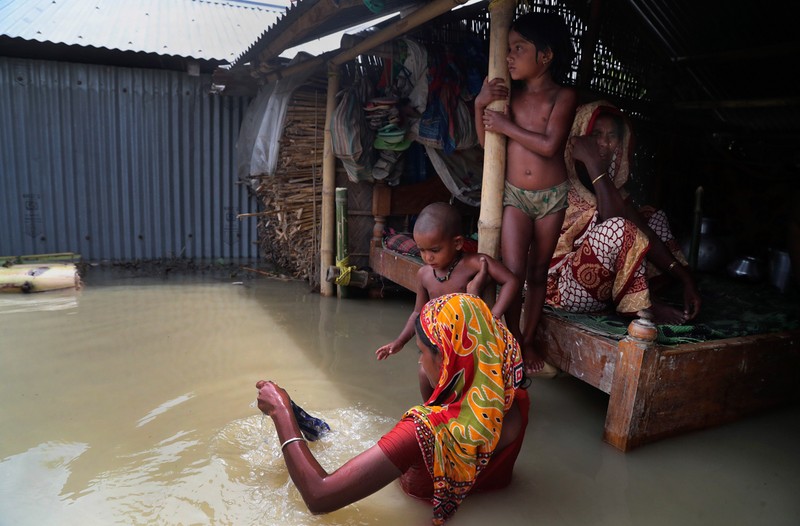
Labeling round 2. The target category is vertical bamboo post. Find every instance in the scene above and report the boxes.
[478,0,515,301]
[320,64,340,296]
[335,187,350,298]
[688,186,703,271]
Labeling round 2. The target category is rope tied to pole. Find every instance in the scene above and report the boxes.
[334,256,357,286]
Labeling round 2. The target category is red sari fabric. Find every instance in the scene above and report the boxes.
[378,389,530,499]
[402,294,524,524]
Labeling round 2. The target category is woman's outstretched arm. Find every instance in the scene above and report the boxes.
[256,380,402,514]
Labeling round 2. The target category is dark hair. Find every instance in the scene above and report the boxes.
[414,202,462,239]
[414,315,438,355]
[511,12,575,84]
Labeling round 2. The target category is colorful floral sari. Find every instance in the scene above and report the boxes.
[405,293,524,524]
[546,101,686,315]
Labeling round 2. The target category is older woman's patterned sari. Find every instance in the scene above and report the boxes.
[546,101,687,315]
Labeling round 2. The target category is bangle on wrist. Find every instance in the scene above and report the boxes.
[668,261,678,272]
[591,172,607,185]
[280,436,306,451]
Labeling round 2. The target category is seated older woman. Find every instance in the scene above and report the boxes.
[547,101,702,323]
[256,293,529,525]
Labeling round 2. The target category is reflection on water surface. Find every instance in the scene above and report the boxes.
[0,269,798,526]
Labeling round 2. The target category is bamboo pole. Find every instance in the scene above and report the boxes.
[335,187,350,298]
[477,0,515,262]
[320,64,339,296]
[0,263,80,293]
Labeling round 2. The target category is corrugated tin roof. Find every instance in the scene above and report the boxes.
[0,0,287,62]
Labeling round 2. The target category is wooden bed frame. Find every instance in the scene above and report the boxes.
[369,177,800,451]
[369,177,452,292]
[535,315,800,450]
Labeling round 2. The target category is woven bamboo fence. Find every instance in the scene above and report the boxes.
[255,76,330,287]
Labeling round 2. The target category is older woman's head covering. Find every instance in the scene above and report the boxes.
[405,293,523,525]
[564,100,634,206]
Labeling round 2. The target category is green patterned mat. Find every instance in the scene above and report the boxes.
[544,274,800,345]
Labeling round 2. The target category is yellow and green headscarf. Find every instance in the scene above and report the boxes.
[404,293,524,524]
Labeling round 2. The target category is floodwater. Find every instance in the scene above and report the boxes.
[1,268,798,526]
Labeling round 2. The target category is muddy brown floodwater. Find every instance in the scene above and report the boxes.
[1,268,798,525]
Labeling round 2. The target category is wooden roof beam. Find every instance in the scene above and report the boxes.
[674,96,800,110]
[260,0,472,83]
[674,43,800,64]
[330,0,471,66]
[257,0,367,68]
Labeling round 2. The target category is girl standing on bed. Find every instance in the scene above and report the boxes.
[475,12,577,376]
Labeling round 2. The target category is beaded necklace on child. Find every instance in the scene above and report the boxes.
[433,252,462,282]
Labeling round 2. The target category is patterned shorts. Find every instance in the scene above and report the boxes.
[503,180,569,221]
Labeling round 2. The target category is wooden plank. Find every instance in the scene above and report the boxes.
[535,313,620,392]
[369,246,421,292]
[257,0,365,66]
[388,175,451,216]
[536,312,800,451]
[629,330,800,447]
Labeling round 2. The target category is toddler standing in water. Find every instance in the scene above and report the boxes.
[475,12,577,375]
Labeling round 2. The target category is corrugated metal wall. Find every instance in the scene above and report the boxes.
[0,57,258,262]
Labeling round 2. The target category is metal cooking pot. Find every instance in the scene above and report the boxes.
[727,256,763,282]
[769,249,792,292]
[681,217,728,272]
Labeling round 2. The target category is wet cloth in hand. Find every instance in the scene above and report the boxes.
[291,400,330,441]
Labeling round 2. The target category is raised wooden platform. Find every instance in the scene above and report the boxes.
[368,176,800,451]
[535,314,800,451]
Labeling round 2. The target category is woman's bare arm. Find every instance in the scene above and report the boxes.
[568,135,627,220]
[256,381,402,514]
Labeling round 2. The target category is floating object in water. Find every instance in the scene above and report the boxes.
[0,263,81,293]
[291,400,330,441]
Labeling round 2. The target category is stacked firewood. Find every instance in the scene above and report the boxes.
[256,80,327,287]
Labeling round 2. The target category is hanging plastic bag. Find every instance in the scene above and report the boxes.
[330,77,375,182]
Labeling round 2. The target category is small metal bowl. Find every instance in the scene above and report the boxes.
[727,256,763,281]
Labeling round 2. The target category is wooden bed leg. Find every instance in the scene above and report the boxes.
[603,319,658,451]
[372,181,390,249]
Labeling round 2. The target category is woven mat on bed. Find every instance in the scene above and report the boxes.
[544,274,800,345]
